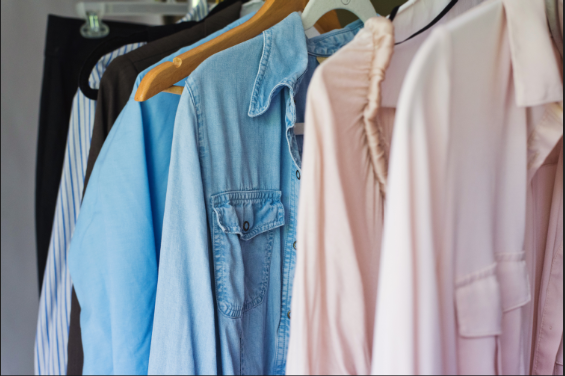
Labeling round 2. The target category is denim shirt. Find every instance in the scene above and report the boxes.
[67,15,254,375]
[148,14,362,375]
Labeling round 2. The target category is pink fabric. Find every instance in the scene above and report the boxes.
[286,2,488,374]
[555,337,563,375]
[372,0,563,374]
[381,0,486,107]
[286,17,395,375]
[530,105,564,375]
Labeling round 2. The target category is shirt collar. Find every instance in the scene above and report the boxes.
[382,0,563,108]
[248,12,363,117]
[503,0,563,107]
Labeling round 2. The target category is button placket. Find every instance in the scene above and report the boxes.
[276,164,300,373]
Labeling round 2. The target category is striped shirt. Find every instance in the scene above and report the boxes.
[180,0,209,22]
[34,3,209,374]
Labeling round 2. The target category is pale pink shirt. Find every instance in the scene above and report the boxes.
[286,1,487,374]
[372,0,563,374]
[286,18,395,376]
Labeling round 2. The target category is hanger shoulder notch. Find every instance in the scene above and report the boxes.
[135,0,307,102]
[302,0,377,30]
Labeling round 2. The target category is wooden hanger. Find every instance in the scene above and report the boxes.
[135,0,341,101]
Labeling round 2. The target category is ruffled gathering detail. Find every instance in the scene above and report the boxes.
[361,18,395,199]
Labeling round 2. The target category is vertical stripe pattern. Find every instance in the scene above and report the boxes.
[34,42,146,376]
[34,5,209,373]
[179,0,210,23]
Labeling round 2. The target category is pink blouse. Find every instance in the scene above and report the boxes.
[287,1,488,374]
[372,0,563,374]
[286,17,395,375]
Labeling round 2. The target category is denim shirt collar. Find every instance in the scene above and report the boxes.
[248,12,364,117]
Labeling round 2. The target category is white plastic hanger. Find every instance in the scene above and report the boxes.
[302,0,377,30]
[76,0,195,38]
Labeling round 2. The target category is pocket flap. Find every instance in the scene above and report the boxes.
[212,190,285,241]
[496,252,531,312]
[456,264,503,338]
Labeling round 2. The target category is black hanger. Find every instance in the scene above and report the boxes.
[79,32,148,100]
[390,0,459,45]
[388,4,401,22]
[78,0,247,100]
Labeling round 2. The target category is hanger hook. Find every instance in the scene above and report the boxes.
[81,10,110,39]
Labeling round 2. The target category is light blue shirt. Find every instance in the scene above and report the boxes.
[67,14,253,375]
[149,14,362,375]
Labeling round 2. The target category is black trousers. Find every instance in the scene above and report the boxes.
[35,15,147,290]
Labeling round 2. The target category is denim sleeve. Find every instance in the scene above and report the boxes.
[148,86,218,375]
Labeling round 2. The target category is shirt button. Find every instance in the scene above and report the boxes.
[287,310,291,319]
[296,170,301,180]
[293,241,297,250]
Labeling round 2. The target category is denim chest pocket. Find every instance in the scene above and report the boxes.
[211,190,285,319]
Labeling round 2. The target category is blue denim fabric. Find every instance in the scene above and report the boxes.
[67,14,254,376]
[148,14,363,375]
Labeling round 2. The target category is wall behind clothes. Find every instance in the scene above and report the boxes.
[0,1,161,374]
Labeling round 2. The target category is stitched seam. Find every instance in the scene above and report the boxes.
[214,196,280,205]
[212,210,240,318]
[503,297,531,313]
[220,218,281,233]
[241,218,284,240]
[186,79,202,152]
[253,82,294,118]
[212,206,228,233]
[533,283,550,374]
[496,251,526,262]
[456,264,497,288]
[284,84,303,170]
[219,218,284,240]
[532,242,563,373]
[497,253,532,313]
[249,30,273,117]
[460,329,502,337]
[534,206,563,373]
[240,337,244,375]
[212,198,245,319]
[274,165,299,372]
[211,190,281,204]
